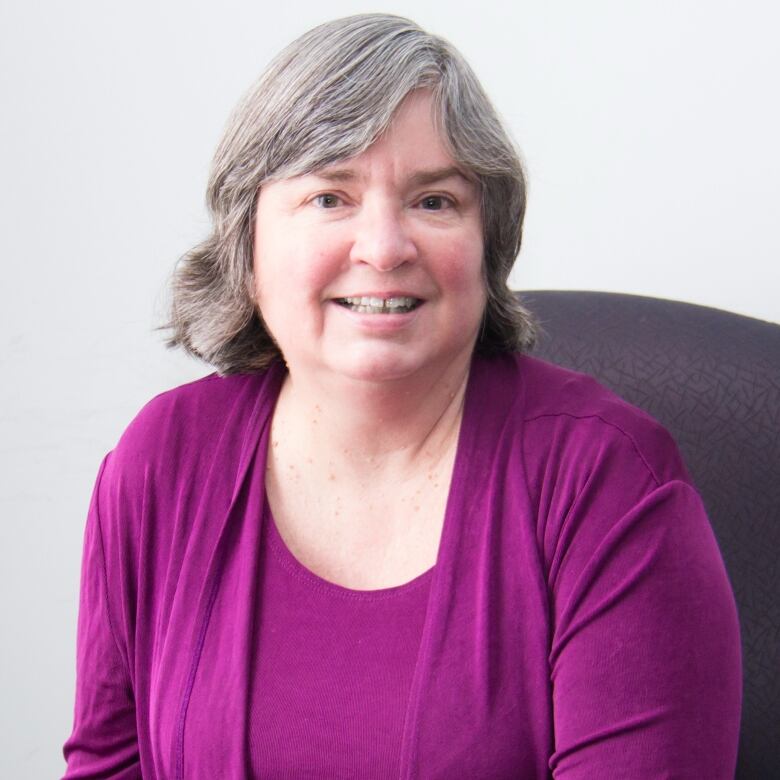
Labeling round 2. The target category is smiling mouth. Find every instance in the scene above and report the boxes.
[335,296,422,314]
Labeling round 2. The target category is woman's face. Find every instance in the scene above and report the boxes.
[252,90,486,386]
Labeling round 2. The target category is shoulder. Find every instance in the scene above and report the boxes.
[474,353,691,489]
[87,364,285,577]
[118,372,254,446]
[100,364,284,501]
[474,355,709,585]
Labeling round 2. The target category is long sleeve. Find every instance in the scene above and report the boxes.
[543,432,742,777]
[62,454,141,779]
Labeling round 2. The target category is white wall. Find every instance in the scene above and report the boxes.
[1,0,777,776]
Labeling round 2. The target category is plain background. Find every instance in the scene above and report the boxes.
[1,0,778,776]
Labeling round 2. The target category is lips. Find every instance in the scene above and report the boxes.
[334,295,423,314]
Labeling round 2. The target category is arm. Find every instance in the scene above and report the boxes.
[548,478,742,778]
[62,455,141,779]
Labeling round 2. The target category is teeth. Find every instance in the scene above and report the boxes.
[338,296,420,313]
[386,297,414,308]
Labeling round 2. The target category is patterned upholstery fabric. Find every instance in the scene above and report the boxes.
[521,290,780,779]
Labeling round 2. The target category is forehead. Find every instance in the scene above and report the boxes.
[306,93,475,185]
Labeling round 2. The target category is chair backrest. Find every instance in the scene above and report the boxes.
[521,290,780,779]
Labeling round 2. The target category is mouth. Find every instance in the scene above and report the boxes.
[334,295,423,314]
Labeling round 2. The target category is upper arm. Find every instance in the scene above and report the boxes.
[62,454,141,779]
[548,477,741,778]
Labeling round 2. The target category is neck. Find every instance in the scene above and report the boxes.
[271,353,473,479]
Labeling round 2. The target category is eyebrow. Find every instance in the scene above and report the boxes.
[409,166,473,188]
[310,165,473,188]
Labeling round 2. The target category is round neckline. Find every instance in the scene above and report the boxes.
[262,494,436,600]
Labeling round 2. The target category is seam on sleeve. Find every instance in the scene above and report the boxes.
[524,412,664,488]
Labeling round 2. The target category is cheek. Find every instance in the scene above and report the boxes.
[255,236,345,302]
[296,249,344,294]
[436,235,486,295]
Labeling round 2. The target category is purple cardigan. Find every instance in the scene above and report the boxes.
[63,354,741,778]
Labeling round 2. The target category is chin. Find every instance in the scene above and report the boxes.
[328,341,471,386]
[334,358,422,385]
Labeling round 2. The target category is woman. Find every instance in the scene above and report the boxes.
[63,14,741,779]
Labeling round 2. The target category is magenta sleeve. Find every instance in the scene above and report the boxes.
[62,455,142,779]
[548,478,742,778]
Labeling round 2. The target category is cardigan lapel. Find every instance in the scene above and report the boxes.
[397,354,552,779]
[164,363,285,780]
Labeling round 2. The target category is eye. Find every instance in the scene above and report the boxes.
[418,195,454,211]
[313,193,343,208]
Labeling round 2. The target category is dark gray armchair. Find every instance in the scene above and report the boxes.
[521,290,780,779]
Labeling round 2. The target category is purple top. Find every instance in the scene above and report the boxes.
[250,496,431,776]
[63,354,742,779]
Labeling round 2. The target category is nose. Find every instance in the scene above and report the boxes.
[349,202,418,271]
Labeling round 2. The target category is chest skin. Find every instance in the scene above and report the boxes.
[262,364,464,591]
[265,442,455,590]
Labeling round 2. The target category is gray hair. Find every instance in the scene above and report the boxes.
[165,13,536,373]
